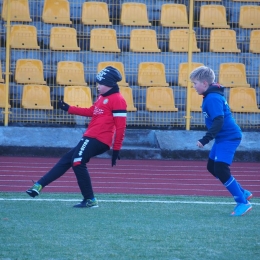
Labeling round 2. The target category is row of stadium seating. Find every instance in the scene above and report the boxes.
[1,59,258,88]
[1,83,259,114]
[2,0,260,28]
[6,24,260,53]
[2,49,259,87]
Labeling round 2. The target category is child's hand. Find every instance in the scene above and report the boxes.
[58,100,70,112]
[197,141,204,148]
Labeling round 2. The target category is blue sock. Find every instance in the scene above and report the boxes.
[237,181,245,193]
[224,176,247,204]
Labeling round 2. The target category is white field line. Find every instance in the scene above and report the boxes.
[0,198,259,206]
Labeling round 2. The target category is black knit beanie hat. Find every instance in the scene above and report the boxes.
[96,66,122,88]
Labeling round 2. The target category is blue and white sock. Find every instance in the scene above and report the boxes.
[236,181,245,193]
[224,176,247,204]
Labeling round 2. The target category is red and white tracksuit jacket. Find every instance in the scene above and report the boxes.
[68,92,127,150]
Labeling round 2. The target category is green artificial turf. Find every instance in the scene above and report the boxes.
[1,193,259,260]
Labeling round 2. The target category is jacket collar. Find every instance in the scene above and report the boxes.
[101,85,119,97]
[203,83,224,97]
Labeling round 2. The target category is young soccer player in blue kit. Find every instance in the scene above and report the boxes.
[190,66,252,216]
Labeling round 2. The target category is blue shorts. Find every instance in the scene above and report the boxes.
[209,139,241,165]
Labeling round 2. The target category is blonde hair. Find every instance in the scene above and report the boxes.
[189,66,215,85]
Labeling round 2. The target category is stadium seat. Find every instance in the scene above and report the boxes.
[130,29,161,52]
[190,88,202,112]
[160,4,189,27]
[120,2,151,26]
[0,84,11,108]
[97,62,128,86]
[232,0,260,2]
[64,86,92,108]
[0,63,4,82]
[81,2,112,25]
[22,85,53,109]
[178,62,204,87]
[15,59,46,85]
[10,25,40,49]
[249,30,260,53]
[169,29,200,52]
[239,5,260,29]
[56,61,87,86]
[146,87,178,112]
[229,87,260,113]
[200,5,230,28]
[196,0,221,1]
[50,27,80,51]
[1,0,32,22]
[42,0,72,24]
[119,86,137,112]
[209,29,241,52]
[219,63,250,88]
[138,62,169,87]
[90,28,120,52]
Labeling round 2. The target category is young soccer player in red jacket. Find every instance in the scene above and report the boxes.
[26,66,127,208]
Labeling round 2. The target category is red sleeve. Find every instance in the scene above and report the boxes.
[112,95,127,150]
[113,116,127,150]
[68,105,94,117]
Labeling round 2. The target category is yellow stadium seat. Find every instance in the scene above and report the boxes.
[239,5,260,29]
[120,2,151,26]
[64,86,92,108]
[160,4,189,27]
[90,29,121,52]
[81,2,112,25]
[200,5,230,28]
[1,0,32,22]
[56,61,87,86]
[190,88,203,112]
[138,62,169,87]
[22,85,53,109]
[130,29,161,52]
[146,87,178,112]
[10,25,40,49]
[178,62,204,87]
[209,29,241,53]
[169,29,200,52]
[15,59,46,85]
[219,63,250,88]
[229,87,260,113]
[97,62,128,86]
[0,63,4,83]
[249,30,260,53]
[50,27,80,51]
[119,86,137,112]
[42,0,72,24]
[0,84,11,108]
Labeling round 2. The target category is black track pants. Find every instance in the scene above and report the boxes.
[38,137,109,199]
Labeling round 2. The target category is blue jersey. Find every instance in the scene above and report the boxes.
[202,84,242,142]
